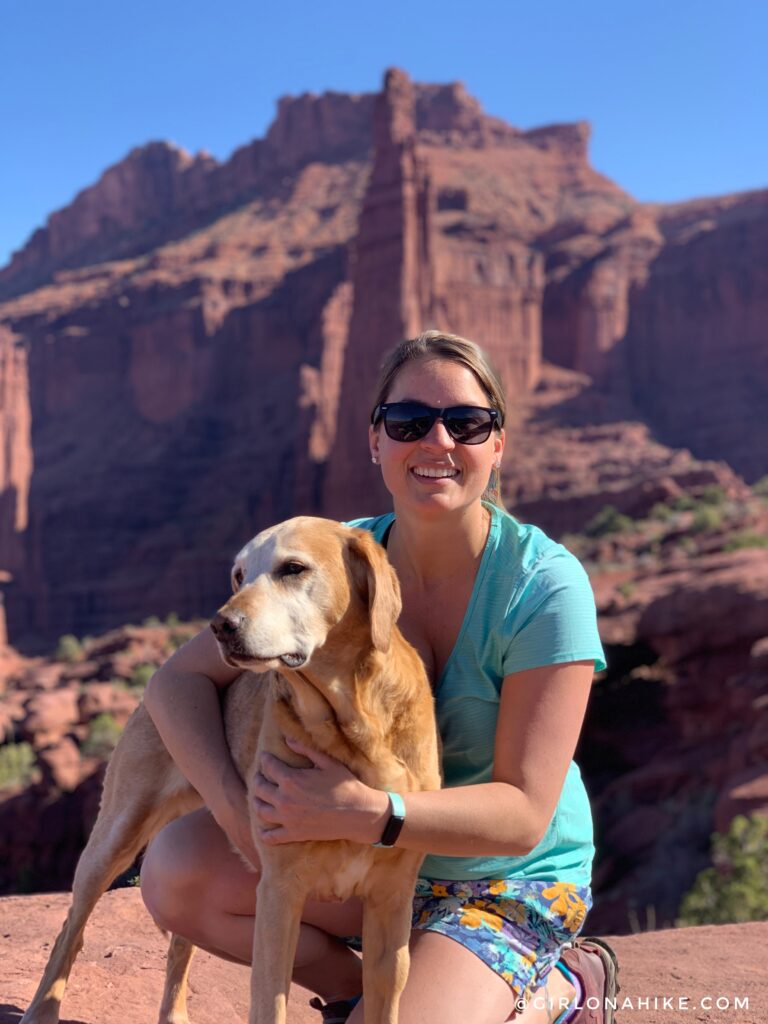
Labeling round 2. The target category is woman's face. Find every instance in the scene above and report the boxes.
[369,357,504,519]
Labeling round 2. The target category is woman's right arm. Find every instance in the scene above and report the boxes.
[143,626,259,864]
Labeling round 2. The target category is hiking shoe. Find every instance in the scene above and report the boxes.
[308,995,360,1023]
[559,936,620,1024]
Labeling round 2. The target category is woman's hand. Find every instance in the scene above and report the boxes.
[252,737,389,846]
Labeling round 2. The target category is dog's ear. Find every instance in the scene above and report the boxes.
[348,529,402,652]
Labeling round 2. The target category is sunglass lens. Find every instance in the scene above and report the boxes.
[444,407,494,443]
[384,403,435,442]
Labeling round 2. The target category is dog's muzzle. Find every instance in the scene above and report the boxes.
[210,612,307,669]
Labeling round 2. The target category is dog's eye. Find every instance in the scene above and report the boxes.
[278,561,307,578]
[232,567,244,589]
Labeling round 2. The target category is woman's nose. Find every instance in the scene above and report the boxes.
[421,417,455,449]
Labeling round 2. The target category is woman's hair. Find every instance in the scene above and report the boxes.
[370,330,507,508]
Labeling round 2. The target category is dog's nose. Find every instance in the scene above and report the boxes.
[210,610,246,640]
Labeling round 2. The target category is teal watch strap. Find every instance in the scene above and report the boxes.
[372,791,406,848]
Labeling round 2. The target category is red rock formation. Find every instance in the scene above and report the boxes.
[0,326,32,585]
[323,69,433,517]
[0,64,765,648]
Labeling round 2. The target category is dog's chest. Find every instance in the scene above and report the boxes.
[288,842,377,902]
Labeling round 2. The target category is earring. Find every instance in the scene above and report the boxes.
[494,461,501,469]
[371,456,378,465]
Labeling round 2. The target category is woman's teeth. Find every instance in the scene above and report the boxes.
[412,467,459,478]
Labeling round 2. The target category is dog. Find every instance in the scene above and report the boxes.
[21,516,441,1024]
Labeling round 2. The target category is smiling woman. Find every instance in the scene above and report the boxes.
[139,330,618,1024]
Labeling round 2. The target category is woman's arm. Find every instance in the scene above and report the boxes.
[143,626,259,863]
[254,659,595,856]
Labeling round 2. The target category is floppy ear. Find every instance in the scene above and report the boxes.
[347,529,402,652]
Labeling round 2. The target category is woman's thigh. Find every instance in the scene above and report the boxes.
[141,808,364,937]
[347,929,519,1024]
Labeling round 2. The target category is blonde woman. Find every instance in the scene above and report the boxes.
[141,332,619,1023]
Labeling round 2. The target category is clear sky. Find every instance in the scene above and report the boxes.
[1,0,765,267]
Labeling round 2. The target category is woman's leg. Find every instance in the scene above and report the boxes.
[140,808,364,1002]
[343,930,576,1024]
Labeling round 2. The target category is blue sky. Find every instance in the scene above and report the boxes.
[1,0,765,267]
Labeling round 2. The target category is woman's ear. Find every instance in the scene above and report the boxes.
[368,423,380,464]
[494,426,505,465]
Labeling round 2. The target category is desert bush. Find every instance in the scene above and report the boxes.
[723,531,768,552]
[129,663,156,690]
[676,814,768,926]
[699,485,727,505]
[752,476,768,497]
[81,714,123,757]
[689,505,724,533]
[55,634,83,663]
[584,505,634,538]
[0,741,35,789]
[670,493,698,511]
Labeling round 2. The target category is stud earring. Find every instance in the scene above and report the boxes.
[371,456,378,465]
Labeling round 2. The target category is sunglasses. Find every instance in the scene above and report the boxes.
[371,402,501,444]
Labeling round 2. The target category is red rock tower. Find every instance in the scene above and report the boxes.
[323,69,433,518]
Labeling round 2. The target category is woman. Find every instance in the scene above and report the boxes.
[141,331,618,1024]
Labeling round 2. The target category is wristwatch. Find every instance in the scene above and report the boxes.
[372,791,406,848]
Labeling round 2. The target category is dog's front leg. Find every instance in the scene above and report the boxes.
[249,869,307,1024]
[361,866,419,1024]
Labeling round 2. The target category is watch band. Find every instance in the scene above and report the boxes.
[372,791,406,848]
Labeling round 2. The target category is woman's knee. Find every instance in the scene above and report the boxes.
[140,809,248,930]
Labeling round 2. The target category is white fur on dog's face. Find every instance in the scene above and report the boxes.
[215,519,352,670]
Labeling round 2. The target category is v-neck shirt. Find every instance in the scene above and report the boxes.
[345,502,606,886]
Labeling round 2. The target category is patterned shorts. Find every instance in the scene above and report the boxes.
[345,877,592,1004]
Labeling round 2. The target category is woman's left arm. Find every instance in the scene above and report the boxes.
[254,659,594,855]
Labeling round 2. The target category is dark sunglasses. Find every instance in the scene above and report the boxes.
[371,402,502,444]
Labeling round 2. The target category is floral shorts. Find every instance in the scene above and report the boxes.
[345,877,592,1004]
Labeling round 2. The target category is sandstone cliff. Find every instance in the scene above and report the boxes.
[0,68,764,643]
[0,68,766,939]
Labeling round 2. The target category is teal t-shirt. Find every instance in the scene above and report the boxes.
[346,502,607,887]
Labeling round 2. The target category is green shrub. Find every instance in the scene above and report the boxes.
[55,634,83,663]
[670,493,698,511]
[752,476,768,497]
[81,714,123,757]
[143,615,162,627]
[165,612,181,628]
[129,663,156,690]
[690,506,724,533]
[700,485,727,506]
[650,502,674,521]
[617,581,635,599]
[584,505,634,538]
[723,531,768,552]
[676,814,768,926]
[0,742,35,789]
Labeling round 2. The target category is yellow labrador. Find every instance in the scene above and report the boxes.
[21,517,441,1024]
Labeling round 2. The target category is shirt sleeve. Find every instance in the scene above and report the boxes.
[501,548,607,676]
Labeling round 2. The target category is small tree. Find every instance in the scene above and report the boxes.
[81,714,124,758]
[676,814,768,926]
[55,634,83,663]
[584,505,634,538]
[0,742,35,789]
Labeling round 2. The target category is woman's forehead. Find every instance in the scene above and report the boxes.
[386,358,488,404]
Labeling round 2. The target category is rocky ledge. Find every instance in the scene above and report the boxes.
[0,890,766,1023]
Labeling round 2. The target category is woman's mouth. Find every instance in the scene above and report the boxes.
[411,466,460,481]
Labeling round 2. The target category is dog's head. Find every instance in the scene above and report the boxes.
[211,517,401,672]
